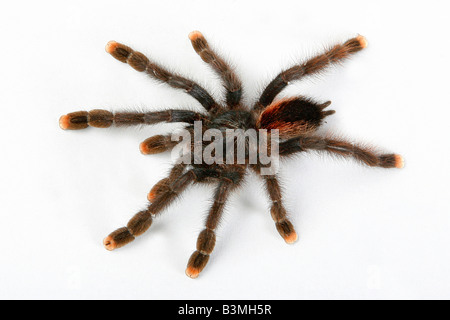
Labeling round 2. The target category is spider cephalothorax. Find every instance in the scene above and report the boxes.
[60,31,403,278]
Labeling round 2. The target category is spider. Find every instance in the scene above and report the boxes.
[60,31,404,279]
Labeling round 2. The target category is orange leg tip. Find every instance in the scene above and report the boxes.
[59,115,71,130]
[185,266,201,279]
[394,154,405,169]
[284,231,298,244]
[188,30,203,41]
[139,142,151,155]
[105,40,118,54]
[103,236,117,251]
[356,35,368,48]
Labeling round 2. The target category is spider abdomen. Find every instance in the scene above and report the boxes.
[257,97,335,139]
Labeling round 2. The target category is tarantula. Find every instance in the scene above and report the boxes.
[60,31,403,278]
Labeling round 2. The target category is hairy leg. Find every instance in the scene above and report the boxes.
[255,35,367,112]
[261,174,298,243]
[189,31,243,108]
[185,179,234,279]
[106,41,217,111]
[103,169,196,250]
[59,109,204,130]
[280,135,404,168]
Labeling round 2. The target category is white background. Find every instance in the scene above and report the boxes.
[0,0,449,300]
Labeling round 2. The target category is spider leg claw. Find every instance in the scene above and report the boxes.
[140,135,172,155]
[185,266,201,279]
[103,227,135,251]
[105,40,119,54]
[188,30,203,41]
[379,154,405,169]
[186,251,210,279]
[59,111,89,130]
[283,231,298,244]
[275,220,298,244]
[394,154,405,169]
[356,35,368,49]
[103,236,117,251]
